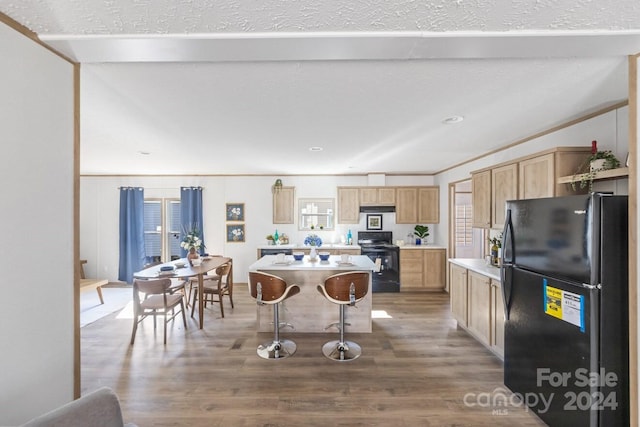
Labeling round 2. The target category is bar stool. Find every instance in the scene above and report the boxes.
[248,271,301,359]
[317,271,369,361]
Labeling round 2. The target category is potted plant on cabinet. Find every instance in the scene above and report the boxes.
[413,225,429,245]
[571,141,621,192]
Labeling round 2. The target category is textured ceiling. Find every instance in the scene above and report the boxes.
[1,1,640,175]
[3,0,640,34]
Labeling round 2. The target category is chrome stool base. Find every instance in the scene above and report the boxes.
[257,339,297,359]
[321,340,362,361]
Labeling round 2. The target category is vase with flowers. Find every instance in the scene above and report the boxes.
[304,234,323,261]
[181,227,205,264]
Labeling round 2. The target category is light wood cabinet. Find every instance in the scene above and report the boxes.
[337,187,359,224]
[396,187,440,224]
[472,147,592,230]
[338,185,439,224]
[396,187,418,224]
[359,187,396,206]
[400,248,446,291]
[471,170,491,228]
[491,279,505,358]
[467,271,492,347]
[520,148,592,198]
[448,262,504,359]
[417,187,439,223]
[423,248,446,289]
[491,163,517,230]
[273,186,295,224]
[518,153,555,199]
[399,249,423,288]
[449,263,468,327]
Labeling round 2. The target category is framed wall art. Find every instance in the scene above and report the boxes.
[226,224,245,242]
[226,203,245,221]
[366,214,383,230]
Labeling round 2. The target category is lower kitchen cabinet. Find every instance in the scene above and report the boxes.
[400,248,446,291]
[449,263,468,327]
[448,261,504,359]
[467,271,491,347]
[491,279,505,358]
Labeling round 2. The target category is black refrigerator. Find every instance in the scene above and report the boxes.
[501,194,629,427]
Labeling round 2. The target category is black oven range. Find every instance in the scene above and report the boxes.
[357,231,400,292]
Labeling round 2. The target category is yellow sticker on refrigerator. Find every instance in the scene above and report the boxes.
[543,279,585,332]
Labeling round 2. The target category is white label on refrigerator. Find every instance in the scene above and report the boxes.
[543,280,585,332]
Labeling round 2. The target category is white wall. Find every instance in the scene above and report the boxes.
[80,174,435,284]
[0,23,75,424]
[433,107,630,248]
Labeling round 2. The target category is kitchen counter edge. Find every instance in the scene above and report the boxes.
[448,258,501,281]
[400,245,447,250]
[257,244,361,250]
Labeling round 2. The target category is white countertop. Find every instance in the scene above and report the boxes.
[448,258,501,281]
[249,255,375,271]
[257,243,360,250]
[399,244,447,250]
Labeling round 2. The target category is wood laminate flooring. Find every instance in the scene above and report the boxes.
[81,289,546,426]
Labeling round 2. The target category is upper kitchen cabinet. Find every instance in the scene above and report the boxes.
[521,147,591,198]
[491,163,518,230]
[418,187,439,223]
[396,187,440,224]
[359,187,396,206]
[518,153,555,199]
[337,187,360,224]
[273,186,295,224]
[471,170,491,228]
[472,147,592,229]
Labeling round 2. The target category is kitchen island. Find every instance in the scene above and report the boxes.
[248,255,376,333]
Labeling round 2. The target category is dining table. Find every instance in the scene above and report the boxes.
[133,256,232,329]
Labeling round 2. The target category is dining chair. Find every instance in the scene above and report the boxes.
[143,260,188,305]
[130,278,187,345]
[189,262,233,318]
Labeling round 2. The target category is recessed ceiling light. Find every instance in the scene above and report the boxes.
[442,115,464,124]
[138,151,151,155]
[309,146,323,152]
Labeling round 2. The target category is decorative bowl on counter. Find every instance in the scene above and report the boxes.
[319,251,330,261]
[293,252,304,261]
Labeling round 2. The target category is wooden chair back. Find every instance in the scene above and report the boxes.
[248,272,287,303]
[323,272,369,303]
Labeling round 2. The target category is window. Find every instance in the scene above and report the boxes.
[455,203,473,246]
[298,198,335,231]
[143,199,181,264]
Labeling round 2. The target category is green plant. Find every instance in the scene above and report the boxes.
[571,150,621,192]
[414,225,430,239]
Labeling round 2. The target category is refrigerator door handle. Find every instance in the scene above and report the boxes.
[501,264,512,320]
[502,208,514,265]
[501,209,515,319]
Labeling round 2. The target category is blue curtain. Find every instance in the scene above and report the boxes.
[118,187,145,283]
[180,186,205,256]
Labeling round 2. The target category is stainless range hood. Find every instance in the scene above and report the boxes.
[359,206,395,213]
